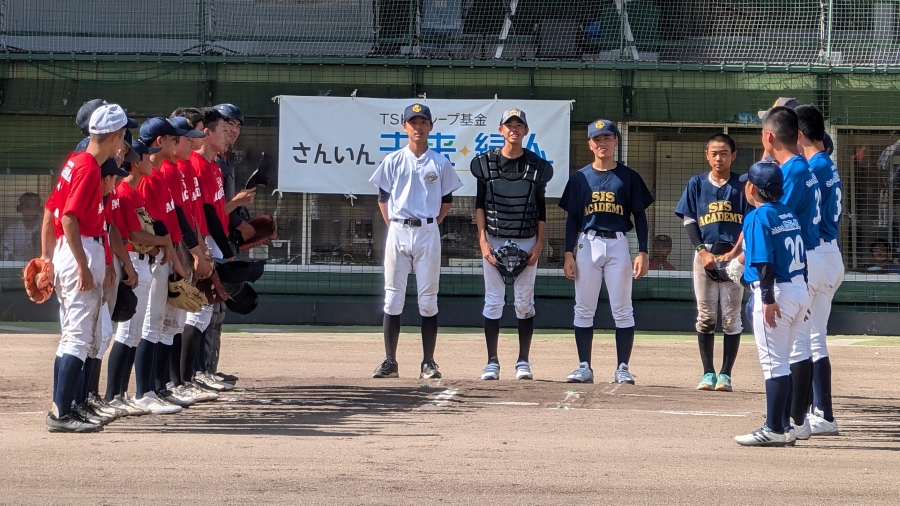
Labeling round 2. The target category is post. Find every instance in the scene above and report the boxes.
[825,0,834,63]
[302,193,311,265]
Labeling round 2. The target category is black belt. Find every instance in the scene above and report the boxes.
[708,242,735,256]
[138,253,155,264]
[91,236,105,245]
[393,218,434,227]
[585,230,618,239]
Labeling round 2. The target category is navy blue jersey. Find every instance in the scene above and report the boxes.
[779,154,820,250]
[808,151,842,242]
[742,202,806,283]
[675,172,750,245]
[558,163,654,233]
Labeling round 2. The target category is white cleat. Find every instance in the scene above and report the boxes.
[133,392,183,415]
[566,362,594,383]
[480,362,500,380]
[515,361,533,380]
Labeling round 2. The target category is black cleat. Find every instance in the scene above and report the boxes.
[420,361,442,380]
[215,372,239,383]
[46,412,103,433]
[372,358,399,378]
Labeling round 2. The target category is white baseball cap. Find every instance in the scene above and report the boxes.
[89,104,132,134]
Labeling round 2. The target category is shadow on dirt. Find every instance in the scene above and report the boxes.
[107,384,469,437]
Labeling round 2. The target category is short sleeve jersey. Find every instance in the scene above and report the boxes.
[779,155,820,251]
[56,151,106,238]
[195,153,228,231]
[742,201,806,283]
[675,172,750,245]
[138,169,181,243]
[45,184,62,239]
[178,157,204,234]
[158,159,187,208]
[186,152,210,235]
[558,163,654,233]
[368,147,464,220]
[808,151,842,242]
[115,180,147,250]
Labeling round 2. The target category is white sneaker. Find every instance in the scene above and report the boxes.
[809,410,839,436]
[785,426,797,446]
[197,372,233,391]
[115,393,151,415]
[515,361,533,380]
[185,382,219,402]
[792,418,811,440]
[566,362,593,383]
[734,425,788,446]
[161,385,197,407]
[480,362,500,380]
[133,392,183,415]
[614,363,635,384]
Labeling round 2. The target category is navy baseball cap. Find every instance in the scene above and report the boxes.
[214,103,244,125]
[402,103,432,123]
[823,132,834,155]
[130,138,162,157]
[499,108,527,127]
[76,99,107,136]
[100,158,128,178]
[740,161,784,199]
[758,97,802,119]
[587,119,619,139]
[139,117,192,143]
[169,116,206,138]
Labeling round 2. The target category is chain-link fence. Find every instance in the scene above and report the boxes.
[1,1,900,313]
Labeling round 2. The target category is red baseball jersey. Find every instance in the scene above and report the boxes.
[178,156,205,235]
[56,151,106,238]
[192,151,226,234]
[138,168,181,244]
[114,180,146,251]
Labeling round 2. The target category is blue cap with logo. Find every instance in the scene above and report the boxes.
[169,116,206,138]
[587,119,619,139]
[402,103,432,123]
[740,161,784,200]
[139,117,192,143]
[130,138,162,157]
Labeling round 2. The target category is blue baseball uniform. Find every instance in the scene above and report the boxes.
[778,155,820,251]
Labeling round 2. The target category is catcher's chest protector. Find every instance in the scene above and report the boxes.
[475,149,553,239]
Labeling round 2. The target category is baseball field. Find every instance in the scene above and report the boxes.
[2,324,898,505]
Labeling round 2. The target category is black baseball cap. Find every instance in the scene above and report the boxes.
[214,103,244,125]
[402,103,432,123]
[740,161,784,200]
[76,99,107,136]
[225,283,258,315]
[101,158,128,178]
[823,132,834,155]
[499,108,528,127]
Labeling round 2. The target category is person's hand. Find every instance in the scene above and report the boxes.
[763,302,781,328]
[231,188,256,206]
[40,257,54,285]
[122,263,138,288]
[103,264,115,290]
[194,252,213,279]
[77,264,94,291]
[698,249,717,269]
[633,252,649,280]
[480,238,497,267]
[564,253,576,280]
[527,243,542,266]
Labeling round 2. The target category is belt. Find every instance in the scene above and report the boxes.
[138,253,156,265]
[91,236,105,245]
[393,218,434,227]
[585,230,619,239]
[706,242,735,256]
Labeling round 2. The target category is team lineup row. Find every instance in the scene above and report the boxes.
[370,99,842,447]
[31,100,275,433]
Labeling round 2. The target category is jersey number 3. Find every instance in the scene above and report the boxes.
[812,188,822,225]
[834,187,843,222]
[785,235,806,272]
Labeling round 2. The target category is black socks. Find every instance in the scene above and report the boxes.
[421,315,438,364]
[615,327,634,366]
[721,333,741,376]
[181,325,203,382]
[574,326,593,366]
[382,314,401,360]
[812,357,834,422]
[790,359,814,426]
[517,317,534,362]
[170,333,183,386]
[484,317,500,362]
[698,332,715,374]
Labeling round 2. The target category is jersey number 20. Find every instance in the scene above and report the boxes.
[785,235,805,272]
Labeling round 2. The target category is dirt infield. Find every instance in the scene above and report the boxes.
[1,325,899,505]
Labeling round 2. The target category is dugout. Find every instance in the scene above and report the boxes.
[1,1,900,334]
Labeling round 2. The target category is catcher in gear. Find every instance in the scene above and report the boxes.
[675,133,751,392]
[471,108,552,381]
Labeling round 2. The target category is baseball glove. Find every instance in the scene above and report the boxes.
[167,277,208,313]
[706,259,744,284]
[193,249,214,280]
[725,257,745,285]
[128,207,156,254]
[237,215,278,252]
[196,271,229,305]
[22,258,54,304]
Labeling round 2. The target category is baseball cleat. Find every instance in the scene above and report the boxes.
[697,372,717,390]
[73,403,106,425]
[420,361,442,379]
[160,389,195,408]
[809,411,839,436]
[184,382,219,402]
[792,418,811,440]
[87,394,123,418]
[785,426,797,446]
[372,358,399,379]
[133,392,183,415]
[515,361,533,380]
[46,412,103,433]
[198,372,234,391]
[480,361,500,380]
[566,362,594,383]
[614,363,635,385]
[734,425,787,447]
[715,373,733,392]
[109,395,147,416]
[215,372,239,384]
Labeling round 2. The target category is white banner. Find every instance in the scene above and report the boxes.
[277,96,571,197]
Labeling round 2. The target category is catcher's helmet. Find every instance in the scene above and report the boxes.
[492,240,530,285]
[225,283,258,315]
[214,103,244,125]
[111,282,138,322]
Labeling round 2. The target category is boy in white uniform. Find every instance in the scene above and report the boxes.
[369,103,463,379]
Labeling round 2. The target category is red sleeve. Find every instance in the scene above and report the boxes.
[114,188,143,237]
[161,161,185,207]
[138,176,165,221]
[62,161,100,222]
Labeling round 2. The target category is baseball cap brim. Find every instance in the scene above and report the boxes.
[500,114,527,127]
[739,173,750,183]
[184,129,206,138]
[589,128,617,138]
[403,112,431,123]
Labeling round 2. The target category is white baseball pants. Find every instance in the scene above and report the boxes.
[53,236,106,361]
[114,252,154,348]
[482,235,538,320]
[141,253,172,344]
[573,232,635,328]
[808,240,844,361]
[752,275,810,380]
[383,221,441,317]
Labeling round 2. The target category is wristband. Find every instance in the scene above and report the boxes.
[696,244,706,252]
